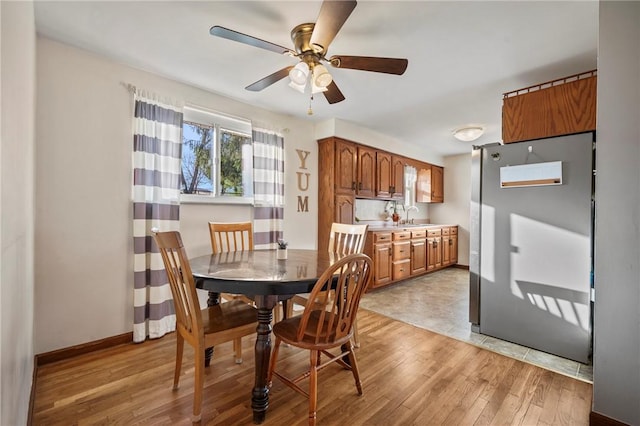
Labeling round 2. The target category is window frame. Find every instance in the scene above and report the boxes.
[180,106,254,205]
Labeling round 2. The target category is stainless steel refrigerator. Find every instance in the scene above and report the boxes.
[469,132,594,363]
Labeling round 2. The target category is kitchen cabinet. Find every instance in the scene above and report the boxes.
[357,145,376,198]
[416,162,444,203]
[410,229,427,275]
[442,226,459,267]
[376,152,405,199]
[427,228,442,271]
[502,71,596,143]
[364,225,458,290]
[318,135,446,253]
[335,195,355,225]
[392,231,411,281]
[335,138,357,195]
[371,233,392,288]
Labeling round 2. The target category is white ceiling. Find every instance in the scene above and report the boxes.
[34,1,598,157]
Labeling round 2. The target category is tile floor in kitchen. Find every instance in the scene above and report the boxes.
[359,267,593,383]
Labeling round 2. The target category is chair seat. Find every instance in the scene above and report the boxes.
[202,300,257,345]
[273,311,353,350]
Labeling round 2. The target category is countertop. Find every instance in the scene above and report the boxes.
[362,223,458,232]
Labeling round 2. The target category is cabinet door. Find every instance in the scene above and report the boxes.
[335,195,354,224]
[450,235,458,264]
[442,235,451,266]
[410,239,426,275]
[373,243,392,287]
[427,236,442,270]
[416,163,432,203]
[391,156,405,198]
[376,152,392,198]
[431,165,444,203]
[335,139,357,195]
[357,146,376,198]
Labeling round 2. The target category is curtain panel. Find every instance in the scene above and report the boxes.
[132,93,183,343]
[252,129,285,249]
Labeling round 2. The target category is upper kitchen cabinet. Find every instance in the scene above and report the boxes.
[334,138,357,195]
[357,145,376,198]
[502,70,597,143]
[376,152,405,199]
[416,162,444,203]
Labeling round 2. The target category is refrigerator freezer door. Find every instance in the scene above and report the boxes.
[479,133,593,363]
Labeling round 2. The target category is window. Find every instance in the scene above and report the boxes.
[180,107,253,204]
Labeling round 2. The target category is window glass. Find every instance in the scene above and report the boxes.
[180,107,253,203]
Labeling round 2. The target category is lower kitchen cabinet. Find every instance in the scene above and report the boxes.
[427,228,442,271]
[364,225,458,290]
[371,232,392,288]
[410,229,427,275]
[392,231,411,281]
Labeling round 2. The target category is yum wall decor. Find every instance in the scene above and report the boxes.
[296,149,310,212]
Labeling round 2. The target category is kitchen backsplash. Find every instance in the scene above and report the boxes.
[354,199,430,223]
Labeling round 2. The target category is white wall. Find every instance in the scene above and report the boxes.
[430,153,471,266]
[1,1,36,424]
[34,38,317,353]
[593,2,640,424]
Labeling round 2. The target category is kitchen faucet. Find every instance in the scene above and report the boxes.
[405,205,419,224]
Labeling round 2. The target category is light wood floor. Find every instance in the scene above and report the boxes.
[32,309,592,425]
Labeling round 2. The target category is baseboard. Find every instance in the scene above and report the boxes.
[35,332,133,366]
[454,264,470,270]
[590,411,629,426]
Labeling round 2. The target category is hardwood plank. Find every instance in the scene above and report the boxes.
[31,310,592,425]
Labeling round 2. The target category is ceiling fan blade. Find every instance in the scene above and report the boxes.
[322,81,346,104]
[329,55,408,75]
[210,26,293,55]
[245,67,294,91]
[310,0,357,52]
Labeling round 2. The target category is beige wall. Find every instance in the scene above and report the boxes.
[430,153,471,266]
[1,1,36,424]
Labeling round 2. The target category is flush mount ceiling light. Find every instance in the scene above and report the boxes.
[453,126,485,142]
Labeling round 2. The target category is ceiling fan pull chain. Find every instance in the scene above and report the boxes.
[308,94,314,116]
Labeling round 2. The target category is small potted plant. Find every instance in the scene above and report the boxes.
[276,239,288,260]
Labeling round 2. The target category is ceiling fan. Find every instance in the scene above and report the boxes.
[209,0,408,105]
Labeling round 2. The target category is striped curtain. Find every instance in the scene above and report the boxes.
[132,93,183,343]
[252,128,285,249]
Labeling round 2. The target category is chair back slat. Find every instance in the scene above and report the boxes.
[328,223,368,255]
[208,222,254,254]
[153,231,202,340]
[296,253,372,344]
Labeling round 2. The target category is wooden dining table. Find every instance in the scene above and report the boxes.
[190,248,342,424]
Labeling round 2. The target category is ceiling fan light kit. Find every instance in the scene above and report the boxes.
[209,0,408,108]
[289,62,309,85]
[453,126,485,142]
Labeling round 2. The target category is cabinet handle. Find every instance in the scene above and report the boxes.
[389,185,392,194]
[352,181,356,190]
[359,182,362,190]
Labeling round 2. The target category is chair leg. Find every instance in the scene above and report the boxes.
[346,342,363,395]
[192,346,204,423]
[174,334,184,390]
[308,349,319,426]
[352,317,360,348]
[267,336,282,386]
[233,338,242,364]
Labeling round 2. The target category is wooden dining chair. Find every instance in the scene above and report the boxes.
[289,223,369,346]
[267,253,373,426]
[208,221,255,307]
[153,230,258,423]
[208,221,286,322]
